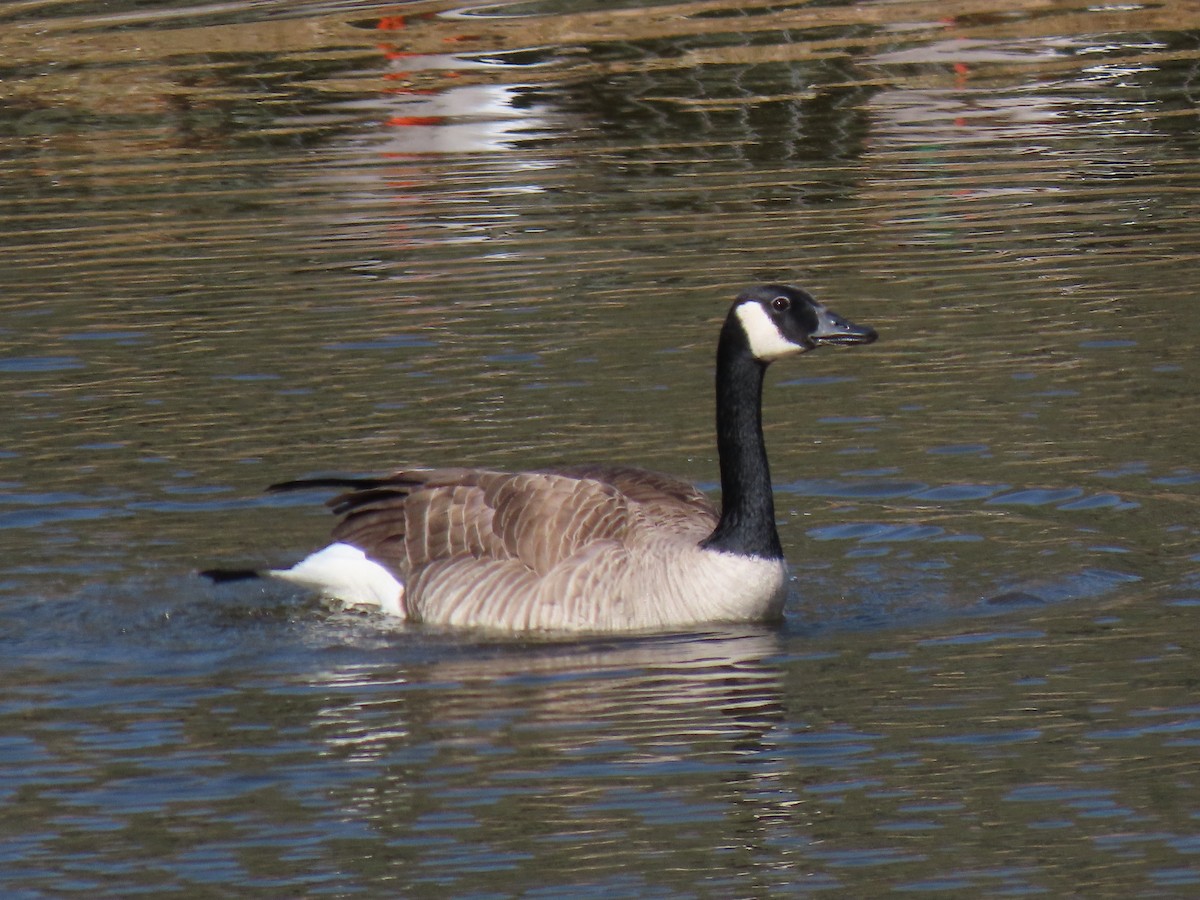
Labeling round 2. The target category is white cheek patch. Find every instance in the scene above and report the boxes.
[735,301,806,361]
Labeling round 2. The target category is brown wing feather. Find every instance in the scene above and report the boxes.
[484,472,631,574]
[326,489,411,561]
[329,470,505,568]
[324,465,717,626]
[549,464,718,536]
[328,467,638,572]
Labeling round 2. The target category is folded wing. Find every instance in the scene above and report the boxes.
[321,465,719,627]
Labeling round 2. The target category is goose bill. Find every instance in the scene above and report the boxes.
[810,307,878,347]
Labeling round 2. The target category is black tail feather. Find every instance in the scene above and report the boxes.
[200,568,263,584]
[267,477,393,493]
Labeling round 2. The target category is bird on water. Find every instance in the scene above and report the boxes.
[203,284,877,633]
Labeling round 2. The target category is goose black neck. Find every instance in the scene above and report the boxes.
[701,319,784,560]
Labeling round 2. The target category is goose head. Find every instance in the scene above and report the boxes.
[732,284,877,362]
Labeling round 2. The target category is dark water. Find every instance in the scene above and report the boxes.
[2,0,1199,895]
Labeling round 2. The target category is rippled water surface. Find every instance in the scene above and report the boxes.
[3,0,1200,895]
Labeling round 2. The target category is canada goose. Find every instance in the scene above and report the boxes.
[204,284,876,632]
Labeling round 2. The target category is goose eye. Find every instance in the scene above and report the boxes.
[771,296,791,312]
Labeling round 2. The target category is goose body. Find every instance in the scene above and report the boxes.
[207,285,876,633]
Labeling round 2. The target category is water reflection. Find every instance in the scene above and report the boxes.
[308,628,803,889]
[368,82,554,153]
[313,628,784,754]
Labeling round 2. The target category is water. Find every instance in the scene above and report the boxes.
[2,0,1199,894]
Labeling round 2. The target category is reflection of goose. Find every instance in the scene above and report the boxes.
[309,628,792,877]
[313,628,786,758]
[205,285,876,632]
